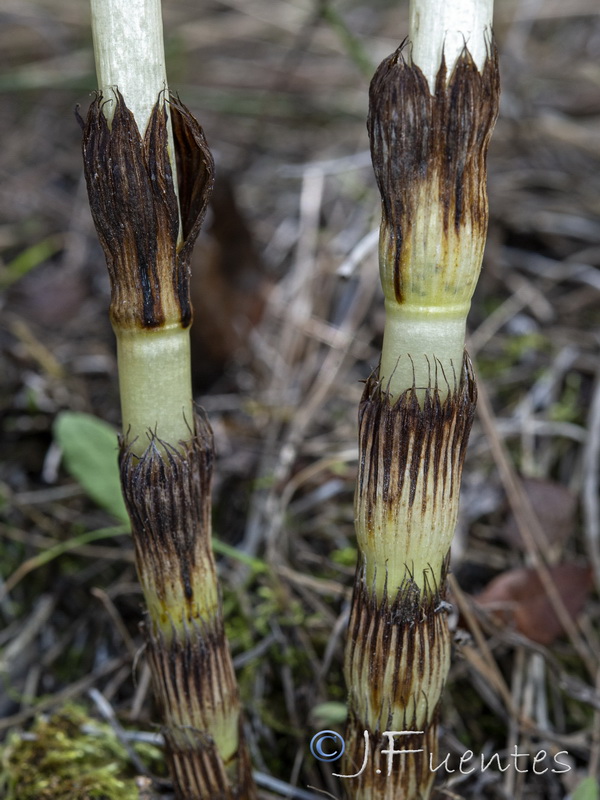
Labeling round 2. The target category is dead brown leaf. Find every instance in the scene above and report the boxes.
[500,477,577,551]
[473,563,593,645]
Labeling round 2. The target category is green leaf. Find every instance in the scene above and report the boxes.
[53,412,129,524]
[0,234,63,289]
[573,778,600,800]
[2,524,130,598]
[212,537,268,573]
[310,702,348,726]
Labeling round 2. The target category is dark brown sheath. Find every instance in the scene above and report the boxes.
[79,91,214,330]
[368,43,499,307]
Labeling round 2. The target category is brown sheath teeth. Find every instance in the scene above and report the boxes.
[368,44,499,305]
[80,91,214,331]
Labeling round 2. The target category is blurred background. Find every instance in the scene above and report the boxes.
[1,1,600,798]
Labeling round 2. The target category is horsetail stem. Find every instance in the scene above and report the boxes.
[342,2,499,797]
[79,2,256,797]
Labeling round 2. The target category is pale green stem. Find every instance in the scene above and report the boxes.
[379,304,466,398]
[91,0,169,129]
[409,0,493,91]
[90,0,182,194]
[116,328,193,451]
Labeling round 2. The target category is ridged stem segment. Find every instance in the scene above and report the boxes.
[355,361,477,602]
[342,5,499,798]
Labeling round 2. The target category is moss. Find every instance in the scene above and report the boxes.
[503,331,548,360]
[331,545,358,568]
[0,704,158,800]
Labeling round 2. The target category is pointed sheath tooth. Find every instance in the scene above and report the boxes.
[408,0,494,93]
[147,622,255,799]
[90,0,169,133]
[80,92,215,450]
[343,22,499,800]
[345,566,452,733]
[169,95,215,274]
[82,11,252,795]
